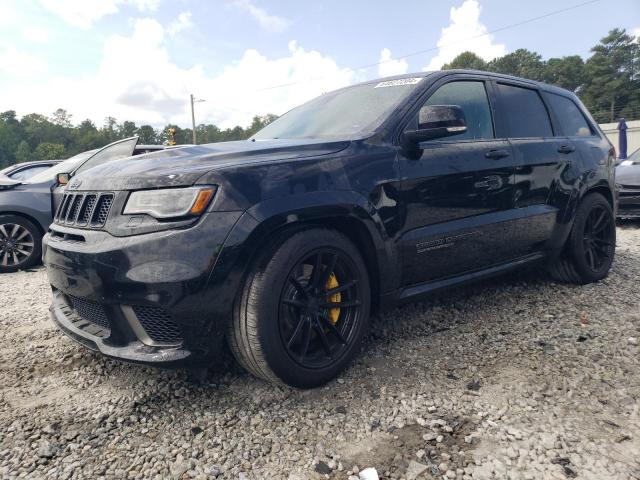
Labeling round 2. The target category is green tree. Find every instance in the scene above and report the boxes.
[74,119,102,152]
[245,114,278,137]
[0,110,23,168]
[487,49,546,80]
[34,143,65,160]
[51,108,72,127]
[581,28,640,122]
[118,121,138,138]
[442,51,487,71]
[544,56,585,91]
[137,125,157,144]
[14,141,32,163]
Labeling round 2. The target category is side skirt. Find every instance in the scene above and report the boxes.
[381,252,548,308]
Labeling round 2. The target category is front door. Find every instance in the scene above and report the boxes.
[397,78,519,286]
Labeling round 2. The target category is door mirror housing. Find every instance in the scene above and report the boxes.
[404,105,468,145]
[56,172,71,186]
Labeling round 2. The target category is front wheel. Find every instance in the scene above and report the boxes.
[227,228,371,388]
[0,215,42,273]
[550,193,616,284]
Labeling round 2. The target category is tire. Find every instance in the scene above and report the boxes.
[227,228,371,388]
[550,193,616,284]
[0,215,42,273]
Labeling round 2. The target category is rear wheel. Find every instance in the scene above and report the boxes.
[227,228,370,388]
[0,215,42,273]
[550,193,615,284]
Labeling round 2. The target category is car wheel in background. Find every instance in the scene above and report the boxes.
[550,192,616,284]
[0,215,42,273]
[227,228,371,388]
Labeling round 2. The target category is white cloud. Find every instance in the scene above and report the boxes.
[378,48,409,77]
[633,27,640,39]
[37,0,160,29]
[231,0,290,33]
[38,0,120,29]
[424,0,506,71]
[0,2,17,27]
[0,44,46,77]
[0,20,354,130]
[168,11,193,37]
[22,27,49,43]
[128,0,160,11]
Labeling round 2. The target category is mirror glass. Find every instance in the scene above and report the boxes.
[57,173,70,185]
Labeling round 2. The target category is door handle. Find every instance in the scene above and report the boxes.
[557,144,576,154]
[485,149,510,159]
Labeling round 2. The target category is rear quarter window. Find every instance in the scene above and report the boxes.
[544,93,594,137]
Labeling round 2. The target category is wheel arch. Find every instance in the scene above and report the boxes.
[246,193,399,311]
[0,210,47,236]
[583,183,615,210]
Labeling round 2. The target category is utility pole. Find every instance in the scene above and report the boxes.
[190,94,205,145]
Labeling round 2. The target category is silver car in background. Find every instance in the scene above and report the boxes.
[0,137,176,272]
[616,148,640,219]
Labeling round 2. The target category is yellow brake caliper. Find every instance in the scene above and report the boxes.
[326,273,341,324]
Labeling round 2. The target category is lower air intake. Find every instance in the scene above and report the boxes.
[132,305,182,344]
[69,296,111,330]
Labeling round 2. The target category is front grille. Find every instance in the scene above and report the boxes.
[54,192,114,228]
[132,305,182,344]
[69,296,111,330]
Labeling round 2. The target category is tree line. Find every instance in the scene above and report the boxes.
[0,111,278,169]
[0,28,637,170]
[443,28,639,123]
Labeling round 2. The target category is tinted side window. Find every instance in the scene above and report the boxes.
[422,81,494,141]
[545,93,593,137]
[496,84,553,138]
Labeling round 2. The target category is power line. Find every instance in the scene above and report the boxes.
[256,0,602,92]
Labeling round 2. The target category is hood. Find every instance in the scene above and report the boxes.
[0,175,21,191]
[70,138,351,191]
[616,164,640,187]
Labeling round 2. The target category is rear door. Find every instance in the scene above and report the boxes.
[492,81,568,255]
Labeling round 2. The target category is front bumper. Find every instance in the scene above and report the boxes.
[50,289,192,365]
[43,210,243,366]
[617,192,640,219]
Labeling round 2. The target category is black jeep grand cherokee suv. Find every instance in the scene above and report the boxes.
[43,71,616,388]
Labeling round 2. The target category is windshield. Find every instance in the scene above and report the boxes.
[252,77,424,140]
[25,150,96,184]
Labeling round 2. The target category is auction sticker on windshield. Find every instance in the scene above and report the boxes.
[374,78,423,88]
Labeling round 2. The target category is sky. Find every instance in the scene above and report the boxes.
[0,0,638,130]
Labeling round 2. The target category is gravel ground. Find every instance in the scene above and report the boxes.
[1,225,640,480]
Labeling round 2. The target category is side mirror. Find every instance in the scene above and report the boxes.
[56,173,70,186]
[404,105,468,145]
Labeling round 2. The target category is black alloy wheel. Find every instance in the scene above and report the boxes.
[279,249,363,369]
[581,204,615,272]
[228,228,370,388]
[0,215,42,273]
[549,192,615,284]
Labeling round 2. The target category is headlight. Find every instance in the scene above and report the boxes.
[123,186,216,219]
